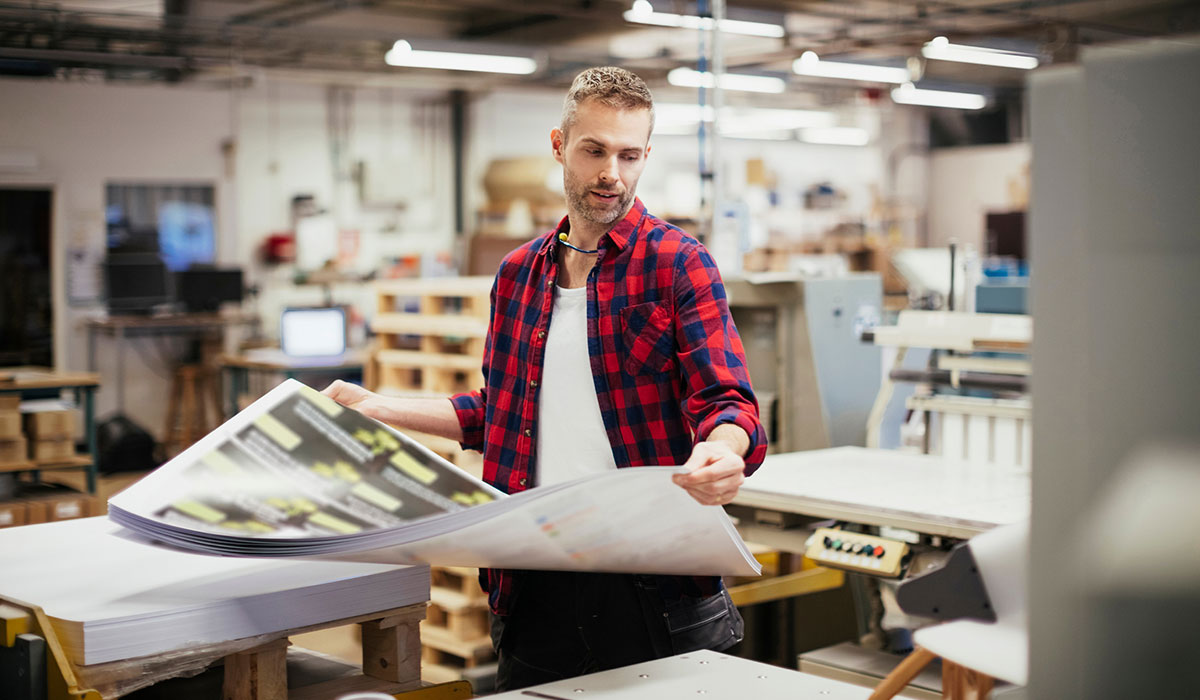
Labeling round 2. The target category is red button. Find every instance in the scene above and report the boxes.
[873,545,885,557]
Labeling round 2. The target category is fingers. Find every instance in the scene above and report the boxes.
[321,380,368,408]
[673,442,746,506]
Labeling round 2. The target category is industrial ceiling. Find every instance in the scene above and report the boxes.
[0,0,1196,98]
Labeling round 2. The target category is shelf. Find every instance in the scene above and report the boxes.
[0,454,93,474]
[373,313,488,338]
[376,350,482,371]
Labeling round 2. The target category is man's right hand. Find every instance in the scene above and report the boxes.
[321,380,467,443]
[322,380,385,420]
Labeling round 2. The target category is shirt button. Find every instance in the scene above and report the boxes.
[530,379,538,388]
[538,331,546,339]
[524,428,532,437]
[519,478,527,486]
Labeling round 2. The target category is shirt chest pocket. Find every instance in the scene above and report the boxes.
[620,301,676,376]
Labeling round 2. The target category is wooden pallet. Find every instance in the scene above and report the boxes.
[372,277,492,396]
[420,565,494,685]
[0,598,426,700]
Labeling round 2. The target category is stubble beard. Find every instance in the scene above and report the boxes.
[564,169,634,227]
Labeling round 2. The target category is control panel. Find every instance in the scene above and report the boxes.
[805,527,909,578]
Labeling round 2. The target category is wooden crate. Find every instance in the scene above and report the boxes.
[372,277,492,396]
[420,565,495,685]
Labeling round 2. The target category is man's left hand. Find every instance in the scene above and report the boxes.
[673,440,746,506]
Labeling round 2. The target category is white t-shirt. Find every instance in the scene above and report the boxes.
[536,284,618,487]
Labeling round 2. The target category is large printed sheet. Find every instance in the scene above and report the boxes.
[109,379,761,577]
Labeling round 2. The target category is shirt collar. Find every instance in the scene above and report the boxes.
[539,198,646,257]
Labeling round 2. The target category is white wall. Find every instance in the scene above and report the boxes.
[0,75,454,439]
[927,142,1030,252]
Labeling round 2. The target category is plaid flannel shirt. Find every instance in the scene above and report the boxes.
[451,198,768,616]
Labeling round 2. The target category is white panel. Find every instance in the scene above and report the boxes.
[942,412,965,460]
[965,414,992,465]
[994,417,1019,468]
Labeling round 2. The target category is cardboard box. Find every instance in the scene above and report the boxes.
[43,495,92,522]
[0,411,21,440]
[0,437,27,466]
[23,498,46,524]
[23,409,75,439]
[0,501,25,528]
[30,438,74,463]
[19,483,97,523]
[0,395,19,411]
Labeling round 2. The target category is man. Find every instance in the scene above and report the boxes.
[324,66,767,690]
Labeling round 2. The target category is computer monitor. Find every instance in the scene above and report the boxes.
[280,307,347,358]
[104,253,171,315]
[176,267,243,313]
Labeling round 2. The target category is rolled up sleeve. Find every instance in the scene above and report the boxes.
[673,245,769,473]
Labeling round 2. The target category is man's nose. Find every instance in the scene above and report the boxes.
[598,156,619,184]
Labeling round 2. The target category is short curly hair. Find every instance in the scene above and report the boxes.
[561,66,655,138]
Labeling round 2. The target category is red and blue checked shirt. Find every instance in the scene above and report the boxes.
[451,198,768,615]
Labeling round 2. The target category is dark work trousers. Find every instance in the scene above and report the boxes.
[490,570,672,691]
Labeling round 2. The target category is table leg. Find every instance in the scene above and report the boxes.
[116,328,127,414]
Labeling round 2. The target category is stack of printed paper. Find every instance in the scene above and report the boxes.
[0,517,429,665]
[108,379,761,577]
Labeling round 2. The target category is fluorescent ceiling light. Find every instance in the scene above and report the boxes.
[800,127,870,146]
[384,40,536,74]
[624,0,785,38]
[891,82,987,110]
[793,51,910,84]
[653,103,835,137]
[667,67,786,94]
[922,36,1039,70]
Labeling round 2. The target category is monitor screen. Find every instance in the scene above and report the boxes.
[105,254,171,315]
[280,307,347,358]
[176,268,243,313]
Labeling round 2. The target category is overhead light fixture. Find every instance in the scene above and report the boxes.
[922,36,1039,70]
[624,0,785,39]
[384,40,537,75]
[653,103,836,138]
[891,82,987,110]
[800,127,870,146]
[792,51,910,84]
[667,67,786,94]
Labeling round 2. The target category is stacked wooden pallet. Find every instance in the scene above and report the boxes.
[372,277,493,397]
[371,276,493,478]
[420,565,496,686]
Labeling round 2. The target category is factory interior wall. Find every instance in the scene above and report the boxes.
[0,76,455,437]
[927,141,1030,254]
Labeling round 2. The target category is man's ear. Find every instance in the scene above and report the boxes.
[550,128,565,164]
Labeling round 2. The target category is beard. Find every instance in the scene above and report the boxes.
[563,168,635,226]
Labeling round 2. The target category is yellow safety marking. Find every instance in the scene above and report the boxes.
[471,490,495,504]
[300,385,344,416]
[266,497,289,510]
[391,451,437,485]
[174,500,226,524]
[202,449,241,475]
[311,461,335,478]
[309,511,361,534]
[352,481,403,512]
[242,520,275,533]
[354,429,376,447]
[255,413,302,451]
[334,460,362,483]
[294,498,317,513]
[0,604,30,647]
[451,492,475,506]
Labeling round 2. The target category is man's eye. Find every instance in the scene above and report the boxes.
[588,149,602,156]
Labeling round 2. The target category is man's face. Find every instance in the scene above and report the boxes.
[552,99,652,228]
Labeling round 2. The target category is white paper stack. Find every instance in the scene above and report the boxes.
[0,517,429,665]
